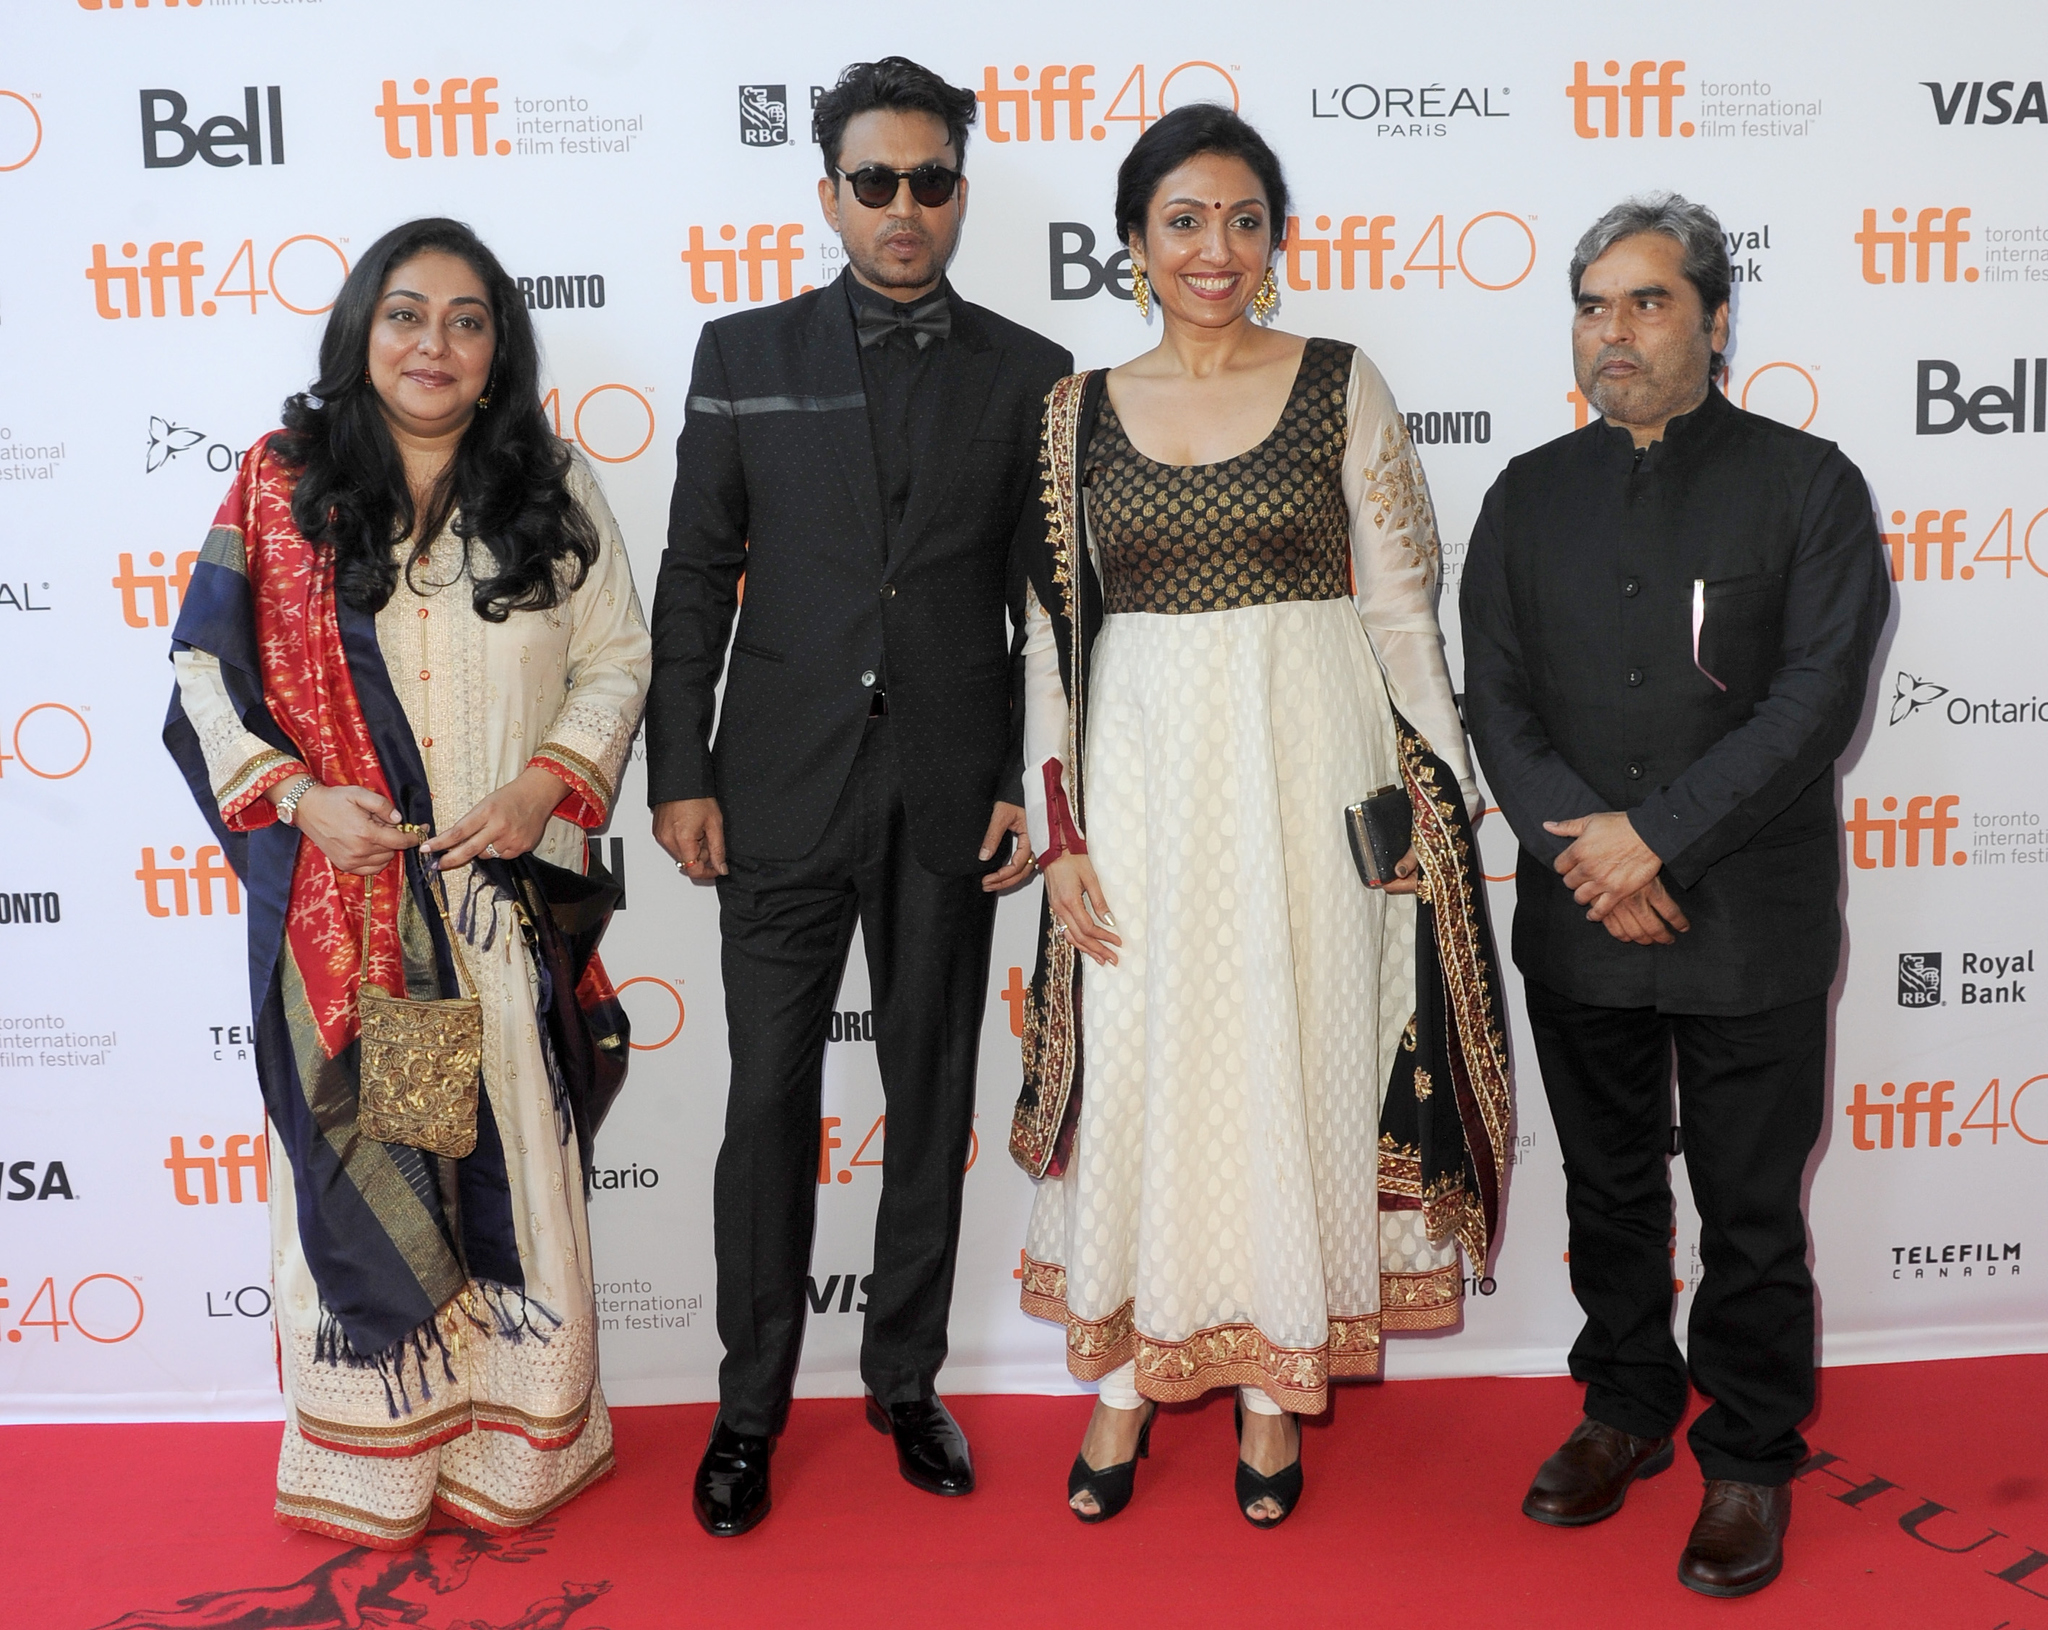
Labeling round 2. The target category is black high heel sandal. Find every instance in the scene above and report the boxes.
[1067,1401,1158,1524]
[1234,1396,1304,1529]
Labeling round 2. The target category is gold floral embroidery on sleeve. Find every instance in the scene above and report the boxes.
[1365,418,1442,582]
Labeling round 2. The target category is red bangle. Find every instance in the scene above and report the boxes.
[1039,759,1087,863]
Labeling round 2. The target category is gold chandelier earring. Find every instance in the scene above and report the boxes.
[1250,267,1279,324]
[1131,265,1151,320]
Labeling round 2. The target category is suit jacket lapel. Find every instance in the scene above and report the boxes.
[806,273,886,560]
[890,295,1000,569]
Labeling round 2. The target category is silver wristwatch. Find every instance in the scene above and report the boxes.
[274,774,318,826]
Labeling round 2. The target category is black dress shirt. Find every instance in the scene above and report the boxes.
[1459,386,1889,1016]
[848,276,950,542]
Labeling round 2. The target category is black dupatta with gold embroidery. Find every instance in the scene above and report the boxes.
[1007,370,1512,1273]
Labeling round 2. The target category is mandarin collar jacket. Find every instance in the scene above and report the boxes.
[1459,385,1889,1016]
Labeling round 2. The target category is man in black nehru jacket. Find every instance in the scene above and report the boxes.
[646,56,1069,1536]
[1461,193,1886,1598]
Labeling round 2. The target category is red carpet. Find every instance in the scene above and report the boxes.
[9,1357,2046,1629]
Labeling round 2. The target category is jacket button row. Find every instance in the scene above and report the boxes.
[1627,668,1643,687]
[881,583,897,599]
[1623,578,1641,597]
[1626,761,1645,780]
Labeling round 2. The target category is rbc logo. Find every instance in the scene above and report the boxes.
[739,85,787,146]
[1898,952,1943,1007]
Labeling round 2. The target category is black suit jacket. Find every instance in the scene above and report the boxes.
[646,271,1071,873]
[1459,387,1889,1016]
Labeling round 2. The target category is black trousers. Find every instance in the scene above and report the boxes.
[711,718,996,1436]
[1523,980,1827,1485]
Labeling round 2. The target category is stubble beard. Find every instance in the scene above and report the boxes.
[843,220,956,295]
[1579,337,1714,429]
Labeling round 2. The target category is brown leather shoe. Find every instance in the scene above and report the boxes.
[1521,1416,1675,1526]
[1679,1479,1790,1597]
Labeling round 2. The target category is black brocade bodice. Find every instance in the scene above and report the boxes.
[1087,336,1354,615]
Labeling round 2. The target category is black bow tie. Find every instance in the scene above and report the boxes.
[856,296,951,350]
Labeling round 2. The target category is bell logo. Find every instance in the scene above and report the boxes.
[375,77,508,159]
[112,551,198,628]
[1844,795,1963,868]
[136,845,242,917]
[1857,208,1976,283]
[1567,60,1693,139]
[140,87,284,169]
[679,225,807,304]
[164,1132,267,1205]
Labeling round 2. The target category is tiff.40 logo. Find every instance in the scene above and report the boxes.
[1845,1071,2048,1150]
[1567,60,1692,139]
[86,235,348,320]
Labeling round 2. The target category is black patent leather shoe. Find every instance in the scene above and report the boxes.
[865,1393,975,1496]
[693,1417,773,1537]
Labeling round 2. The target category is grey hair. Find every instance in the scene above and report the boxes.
[1569,192,1732,375]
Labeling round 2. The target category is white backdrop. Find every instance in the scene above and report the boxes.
[2,0,2044,1423]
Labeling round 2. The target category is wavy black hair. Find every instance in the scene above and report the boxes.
[1114,103,1291,253]
[273,217,596,621]
[812,56,978,177]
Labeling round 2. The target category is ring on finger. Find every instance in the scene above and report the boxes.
[484,842,500,858]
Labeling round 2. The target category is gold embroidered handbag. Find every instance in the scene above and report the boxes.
[356,856,483,1159]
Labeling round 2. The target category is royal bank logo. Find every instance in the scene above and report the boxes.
[738,85,787,146]
[1898,952,1943,1007]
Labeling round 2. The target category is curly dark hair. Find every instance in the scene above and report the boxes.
[812,56,978,177]
[273,217,596,622]
[1114,103,1291,253]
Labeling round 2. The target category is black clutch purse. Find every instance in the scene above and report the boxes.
[1345,784,1413,888]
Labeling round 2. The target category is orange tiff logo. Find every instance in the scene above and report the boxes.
[78,0,201,8]
[1879,506,2048,582]
[679,225,807,304]
[1846,1073,2048,1151]
[376,77,508,158]
[1844,795,1963,869]
[112,550,197,627]
[1567,60,1692,139]
[164,1131,267,1205]
[87,236,348,320]
[136,845,241,916]
[977,62,1239,143]
[1857,208,1976,284]
[1282,211,1535,293]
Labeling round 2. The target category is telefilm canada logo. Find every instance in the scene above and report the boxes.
[739,85,787,146]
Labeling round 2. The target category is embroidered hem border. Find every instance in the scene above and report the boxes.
[273,1446,616,1552]
[1020,1255,1463,1407]
[295,1389,594,1458]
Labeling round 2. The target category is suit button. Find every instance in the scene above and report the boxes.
[881,583,897,599]
[1624,578,1641,597]
[1626,761,1645,780]
[861,669,877,688]
[1627,668,1643,687]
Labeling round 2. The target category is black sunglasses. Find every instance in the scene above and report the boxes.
[834,163,962,209]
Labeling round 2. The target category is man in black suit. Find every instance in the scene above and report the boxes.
[1460,194,1887,1598]
[647,56,1071,1537]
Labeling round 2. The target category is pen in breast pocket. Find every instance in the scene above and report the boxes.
[1691,579,1728,692]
